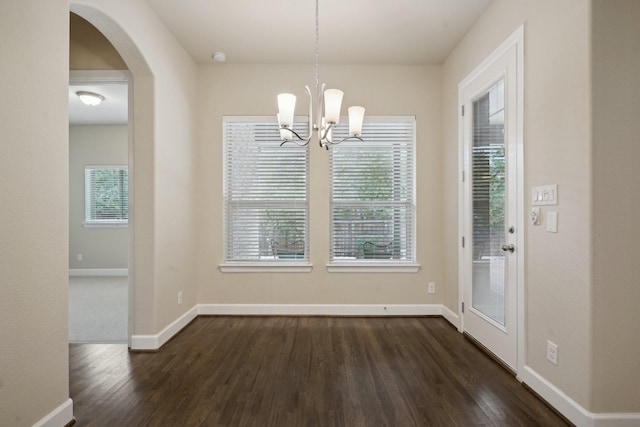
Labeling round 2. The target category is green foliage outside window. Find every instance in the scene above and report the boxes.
[85,167,128,223]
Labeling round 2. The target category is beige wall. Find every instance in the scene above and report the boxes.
[69,125,129,269]
[0,0,71,425]
[591,0,640,412]
[197,64,443,305]
[442,0,594,410]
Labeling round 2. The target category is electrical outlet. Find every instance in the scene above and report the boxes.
[428,282,436,294]
[77,254,83,261]
[546,340,558,365]
[177,291,183,305]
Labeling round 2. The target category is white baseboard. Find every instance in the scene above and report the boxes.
[130,305,198,350]
[197,303,442,317]
[521,365,640,427]
[33,398,73,427]
[69,268,128,277]
[441,305,460,329]
[129,304,440,350]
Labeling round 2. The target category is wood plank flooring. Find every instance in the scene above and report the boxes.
[70,316,571,426]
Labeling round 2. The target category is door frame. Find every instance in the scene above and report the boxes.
[457,25,525,375]
[69,69,135,347]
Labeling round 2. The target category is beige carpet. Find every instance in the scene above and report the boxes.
[68,276,128,343]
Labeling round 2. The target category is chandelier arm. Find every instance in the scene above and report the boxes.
[280,126,305,141]
[305,85,314,138]
[340,135,364,143]
[280,137,311,147]
[324,135,364,146]
[320,121,335,141]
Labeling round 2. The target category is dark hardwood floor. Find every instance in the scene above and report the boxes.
[70,316,570,426]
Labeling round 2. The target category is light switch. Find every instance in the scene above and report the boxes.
[532,184,558,206]
[547,211,558,233]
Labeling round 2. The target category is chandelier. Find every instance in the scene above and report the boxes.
[276,0,365,149]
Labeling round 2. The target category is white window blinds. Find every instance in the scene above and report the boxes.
[223,117,309,262]
[329,117,416,262]
[84,166,129,224]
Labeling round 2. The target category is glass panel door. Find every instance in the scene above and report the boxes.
[460,27,522,371]
[471,79,506,326]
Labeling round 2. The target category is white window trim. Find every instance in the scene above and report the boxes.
[83,221,128,228]
[326,263,420,273]
[219,263,313,273]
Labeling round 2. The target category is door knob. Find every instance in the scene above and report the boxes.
[501,244,515,253]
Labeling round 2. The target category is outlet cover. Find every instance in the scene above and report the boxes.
[546,340,558,365]
[178,291,183,305]
[428,282,436,294]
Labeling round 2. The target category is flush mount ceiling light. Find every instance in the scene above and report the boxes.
[76,91,105,106]
[276,0,365,149]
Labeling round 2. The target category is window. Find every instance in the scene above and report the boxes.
[223,117,309,263]
[330,117,415,263]
[84,166,128,225]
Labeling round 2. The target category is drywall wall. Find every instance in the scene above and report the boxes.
[69,125,129,270]
[442,0,593,411]
[70,12,127,70]
[196,64,443,306]
[591,0,640,412]
[72,0,199,335]
[0,0,72,425]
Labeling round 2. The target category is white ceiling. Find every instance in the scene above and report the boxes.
[146,0,494,65]
[69,82,128,126]
[68,1,493,124]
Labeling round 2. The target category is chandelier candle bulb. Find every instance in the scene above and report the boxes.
[323,89,344,124]
[277,93,296,128]
[348,106,365,136]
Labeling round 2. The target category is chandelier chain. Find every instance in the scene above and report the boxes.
[315,0,320,94]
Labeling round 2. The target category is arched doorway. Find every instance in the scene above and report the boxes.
[69,2,155,347]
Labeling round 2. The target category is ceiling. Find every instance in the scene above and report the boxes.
[69,82,128,126]
[68,1,494,125]
[146,0,494,65]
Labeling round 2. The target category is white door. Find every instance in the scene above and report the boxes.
[459,28,523,371]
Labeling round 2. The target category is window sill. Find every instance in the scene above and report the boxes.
[83,222,128,228]
[218,263,313,273]
[326,263,421,273]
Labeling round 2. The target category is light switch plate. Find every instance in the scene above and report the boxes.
[532,184,558,206]
[547,211,558,233]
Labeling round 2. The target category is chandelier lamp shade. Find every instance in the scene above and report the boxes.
[276,0,365,149]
